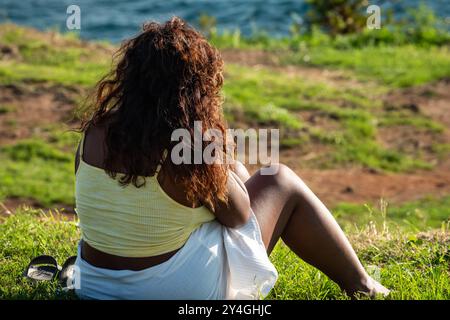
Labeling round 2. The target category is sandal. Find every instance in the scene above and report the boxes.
[58,256,77,290]
[24,255,78,290]
[23,255,60,281]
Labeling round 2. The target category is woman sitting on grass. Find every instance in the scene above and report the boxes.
[74,17,389,299]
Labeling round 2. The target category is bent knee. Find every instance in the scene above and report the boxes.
[257,163,298,187]
[262,163,294,176]
[233,160,251,182]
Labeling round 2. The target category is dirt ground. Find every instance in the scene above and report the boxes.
[0,49,449,214]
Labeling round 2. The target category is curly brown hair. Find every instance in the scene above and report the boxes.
[80,17,231,209]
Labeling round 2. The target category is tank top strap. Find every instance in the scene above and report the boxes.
[79,132,86,158]
[156,149,168,173]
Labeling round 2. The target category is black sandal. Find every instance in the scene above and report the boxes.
[23,255,60,281]
[58,256,77,290]
[24,255,78,290]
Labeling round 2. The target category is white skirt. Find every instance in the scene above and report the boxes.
[73,211,278,300]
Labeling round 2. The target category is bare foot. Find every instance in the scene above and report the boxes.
[349,276,390,299]
[366,277,390,298]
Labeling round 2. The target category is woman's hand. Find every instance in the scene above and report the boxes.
[210,169,251,228]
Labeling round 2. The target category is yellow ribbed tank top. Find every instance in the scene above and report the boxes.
[75,135,215,257]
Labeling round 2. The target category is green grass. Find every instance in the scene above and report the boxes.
[269,228,450,300]
[334,197,450,231]
[0,24,110,86]
[432,143,450,160]
[1,23,449,89]
[0,202,448,300]
[0,209,78,299]
[283,45,450,87]
[0,61,108,86]
[0,104,16,114]
[209,13,450,50]
[224,64,382,113]
[208,17,450,88]
[379,112,445,133]
[0,139,76,206]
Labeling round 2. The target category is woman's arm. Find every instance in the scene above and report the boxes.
[210,169,251,228]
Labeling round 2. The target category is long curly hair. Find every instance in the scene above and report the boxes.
[80,17,231,210]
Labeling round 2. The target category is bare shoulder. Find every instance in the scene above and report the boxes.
[81,122,108,169]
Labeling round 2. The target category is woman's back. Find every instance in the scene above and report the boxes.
[75,127,215,258]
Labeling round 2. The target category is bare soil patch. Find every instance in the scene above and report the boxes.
[0,197,76,220]
[244,155,450,208]
[384,79,450,128]
[378,79,450,163]
[0,83,84,144]
[377,125,440,163]
[221,48,375,89]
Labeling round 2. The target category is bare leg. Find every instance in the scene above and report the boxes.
[240,163,389,297]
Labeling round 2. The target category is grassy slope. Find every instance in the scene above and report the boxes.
[0,24,110,86]
[0,24,449,299]
[210,26,450,88]
[284,45,450,88]
[0,24,446,205]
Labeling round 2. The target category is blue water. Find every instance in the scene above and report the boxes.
[0,0,449,43]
